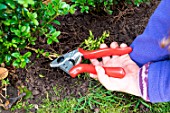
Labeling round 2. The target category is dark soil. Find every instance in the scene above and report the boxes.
[2,1,160,113]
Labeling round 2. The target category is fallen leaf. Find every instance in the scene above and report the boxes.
[0,68,8,80]
[42,0,51,5]
[39,74,45,78]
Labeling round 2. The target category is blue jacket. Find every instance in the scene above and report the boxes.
[130,0,170,103]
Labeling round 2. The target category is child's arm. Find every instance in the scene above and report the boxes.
[129,0,170,103]
[130,0,170,67]
[139,60,170,103]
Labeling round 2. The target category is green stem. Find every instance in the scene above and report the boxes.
[42,13,59,28]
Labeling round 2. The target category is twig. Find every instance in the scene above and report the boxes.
[0,93,6,100]
[0,98,3,103]
[42,13,59,28]
[4,86,7,97]
[25,46,59,60]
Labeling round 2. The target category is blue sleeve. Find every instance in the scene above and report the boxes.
[148,60,170,103]
[129,0,170,103]
[130,0,170,67]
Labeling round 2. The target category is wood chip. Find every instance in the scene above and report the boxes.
[0,68,8,80]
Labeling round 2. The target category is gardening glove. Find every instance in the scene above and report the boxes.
[90,42,141,97]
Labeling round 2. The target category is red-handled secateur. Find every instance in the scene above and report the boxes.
[50,47,132,78]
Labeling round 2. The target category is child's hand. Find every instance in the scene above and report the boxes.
[90,42,141,97]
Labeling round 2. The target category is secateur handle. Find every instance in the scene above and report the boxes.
[78,47,132,59]
[69,64,125,78]
[69,47,132,78]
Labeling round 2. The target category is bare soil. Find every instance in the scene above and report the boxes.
[2,1,160,112]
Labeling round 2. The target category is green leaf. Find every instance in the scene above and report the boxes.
[30,42,35,45]
[17,0,34,7]
[107,10,113,15]
[3,20,11,26]
[47,25,55,33]
[10,19,18,25]
[2,79,10,86]
[32,19,39,26]
[18,87,32,99]
[25,58,30,63]
[22,8,29,17]
[59,2,69,9]
[6,0,16,9]
[21,26,27,32]
[28,37,36,45]
[87,0,94,6]
[0,3,7,10]
[47,38,53,44]
[52,31,61,37]
[25,25,30,33]
[23,52,32,58]
[5,54,11,62]
[104,1,108,6]
[0,12,8,18]
[20,61,26,68]
[0,37,3,42]
[80,6,86,13]
[48,9,55,16]
[47,4,55,16]
[45,52,50,57]
[12,52,20,58]
[32,13,37,18]
[51,35,59,43]
[84,6,89,10]
[10,27,16,33]
[12,44,17,48]
[12,60,20,67]
[27,12,37,20]
[0,30,3,35]
[0,58,2,64]
[70,5,76,14]
[15,30,21,37]
[53,20,61,25]
[54,38,59,43]
[20,58,25,62]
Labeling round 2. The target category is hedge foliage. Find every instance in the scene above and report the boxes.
[0,0,149,68]
[0,0,75,68]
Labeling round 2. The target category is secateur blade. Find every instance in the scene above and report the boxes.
[50,49,82,75]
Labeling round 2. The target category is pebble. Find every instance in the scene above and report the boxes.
[32,89,40,95]
[94,108,100,113]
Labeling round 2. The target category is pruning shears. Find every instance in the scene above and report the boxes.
[50,47,132,78]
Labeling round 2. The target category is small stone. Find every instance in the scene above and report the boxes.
[46,86,50,90]
[51,96,57,101]
[32,89,40,95]
[34,104,39,110]
[94,108,100,113]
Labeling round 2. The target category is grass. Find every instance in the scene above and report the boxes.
[37,97,78,113]
[37,78,170,113]
[11,101,34,112]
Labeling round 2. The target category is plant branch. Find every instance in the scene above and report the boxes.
[42,13,59,28]
[25,46,59,60]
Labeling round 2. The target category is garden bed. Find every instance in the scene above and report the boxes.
[2,0,165,112]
